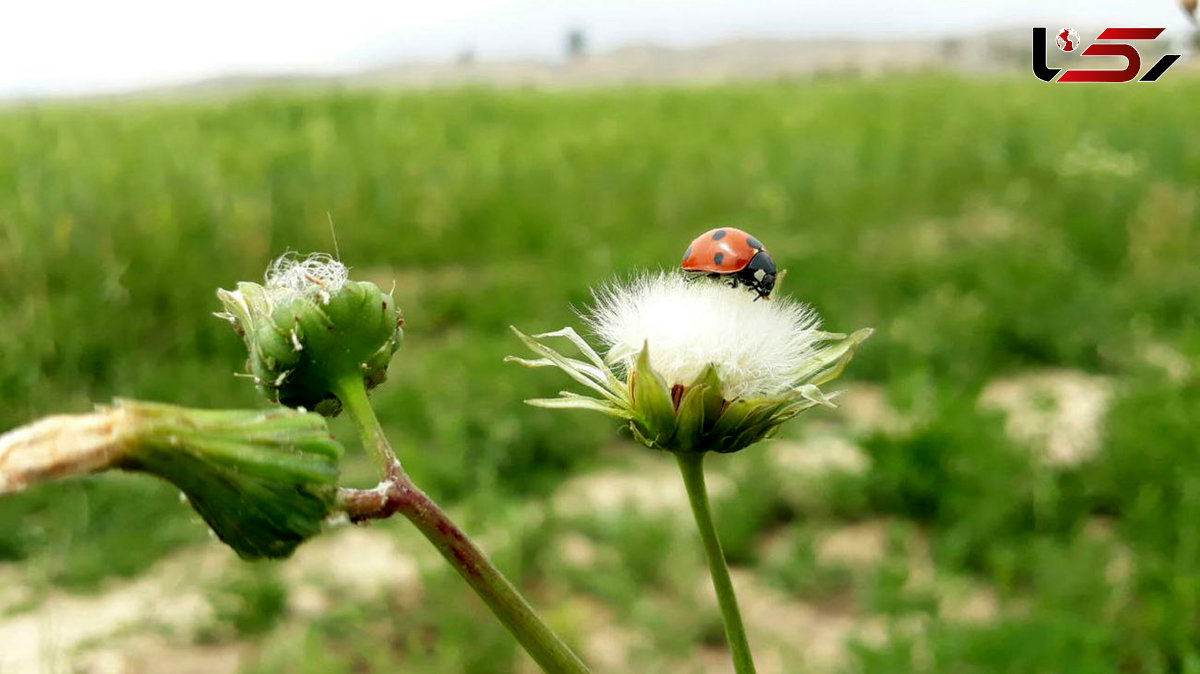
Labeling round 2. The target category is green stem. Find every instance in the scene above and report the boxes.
[675,452,757,674]
[332,375,590,674]
[333,374,401,480]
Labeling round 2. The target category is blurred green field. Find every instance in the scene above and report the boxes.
[1,75,1199,672]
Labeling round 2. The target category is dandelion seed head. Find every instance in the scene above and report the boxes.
[586,272,825,399]
[265,252,349,302]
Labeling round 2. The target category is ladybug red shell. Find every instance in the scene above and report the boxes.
[681,227,777,299]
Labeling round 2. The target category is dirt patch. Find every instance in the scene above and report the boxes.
[721,569,868,673]
[771,434,870,478]
[979,369,1113,467]
[829,383,905,434]
[815,520,888,571]
[0,549,221,673]
[70,635,247,674]
[0,524,419,672]
[1139,340,1192,382]
[283,525,420,600]
[552,458,733,519]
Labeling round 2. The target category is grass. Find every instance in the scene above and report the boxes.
[1,74,1198,671]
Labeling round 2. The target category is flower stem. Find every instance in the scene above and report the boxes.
[333,374,402,481]
[675,452,757,674]
[332,375,590,674]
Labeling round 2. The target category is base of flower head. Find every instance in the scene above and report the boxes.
[116,401,343,560]
[509,325,873,456]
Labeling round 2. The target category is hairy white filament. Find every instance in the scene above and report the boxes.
[586,272,825,400]
[265,252,349,301]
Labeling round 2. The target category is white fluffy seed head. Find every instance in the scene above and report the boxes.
[586,272,825,400]
[265,253,348,302]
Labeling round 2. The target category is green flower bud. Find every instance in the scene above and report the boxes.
[0,400,344,560]
[216,253,402,415]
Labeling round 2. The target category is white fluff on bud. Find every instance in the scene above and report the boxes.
[587,272,827,400]
[265,253,349,302]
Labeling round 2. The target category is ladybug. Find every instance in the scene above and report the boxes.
[681,227,776,299]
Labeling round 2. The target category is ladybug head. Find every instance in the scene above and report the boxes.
[742,250,776,299]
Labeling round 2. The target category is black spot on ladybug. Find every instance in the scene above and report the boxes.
[683,245,693,262]
[712,229,727,241]
[746,236,762,250]
[713,252,725,265]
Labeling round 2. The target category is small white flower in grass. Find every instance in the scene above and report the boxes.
[509,271,872,454]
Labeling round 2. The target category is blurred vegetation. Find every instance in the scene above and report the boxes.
[0,75,1198,671]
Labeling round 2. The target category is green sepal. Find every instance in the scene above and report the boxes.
[693,365,727,435]
[630,343,677,445]
[796,328,874,387]
[707,398,758,442]
[510,317,873,457]
[113,401,343,560]
[527,392,632,419]
[508,326,624,405]
[723,416,781,454]
[628,422,656,449]
[671,382,710,453]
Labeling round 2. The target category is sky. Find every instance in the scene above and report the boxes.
[1,0,1194,98]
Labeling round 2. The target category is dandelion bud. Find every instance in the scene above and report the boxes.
[216,253,402,415]
[509,272,871,455]
[0,400,343,560]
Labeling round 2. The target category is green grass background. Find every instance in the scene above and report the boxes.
[1,75,1199,671]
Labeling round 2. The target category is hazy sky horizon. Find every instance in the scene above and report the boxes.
[2,0,1194,98]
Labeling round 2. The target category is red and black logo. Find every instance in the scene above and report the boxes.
[1032,27,1181,83]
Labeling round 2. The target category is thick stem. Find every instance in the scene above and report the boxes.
[333,375,590,674]
[393,478,589,674]
[675,452,757,674]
